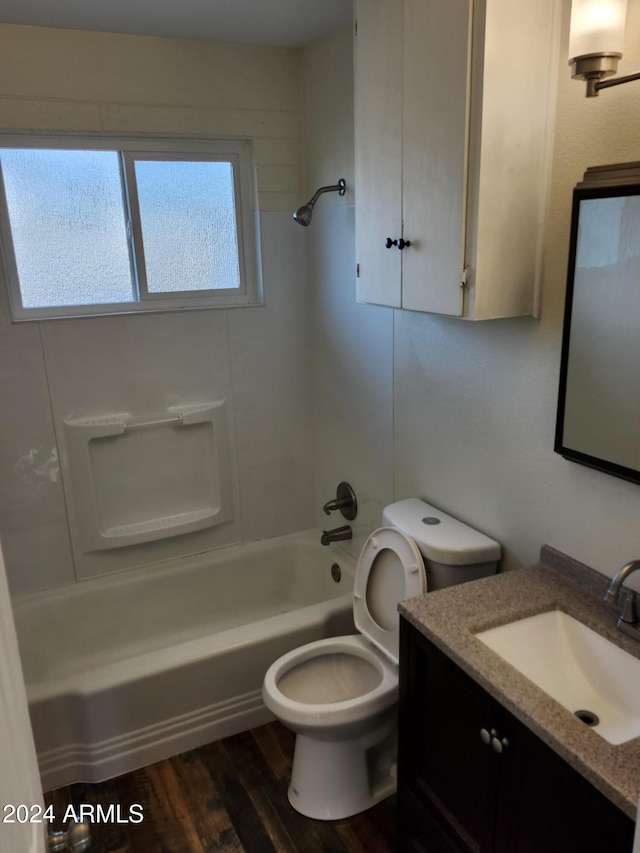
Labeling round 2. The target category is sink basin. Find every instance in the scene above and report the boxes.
[475,610,640,745]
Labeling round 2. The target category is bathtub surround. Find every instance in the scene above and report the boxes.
[0,24,315,592]
[302,26,395,561]
[0,209,314,591]
[0,20,391,595]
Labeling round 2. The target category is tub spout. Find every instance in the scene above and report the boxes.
[321,525,352,546]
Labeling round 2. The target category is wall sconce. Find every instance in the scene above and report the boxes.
[569,0,640,95]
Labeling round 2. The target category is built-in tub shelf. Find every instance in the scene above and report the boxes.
[62,401,232,553]
[100,508,218,541]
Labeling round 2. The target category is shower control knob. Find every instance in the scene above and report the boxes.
[322,482,358,520]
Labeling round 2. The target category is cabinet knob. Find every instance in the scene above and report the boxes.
[480,728,509,753]
[385,237,412,250]
[491,736,509,754]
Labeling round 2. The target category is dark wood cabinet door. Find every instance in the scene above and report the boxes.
[496,719,635,853]
[399,619,500,852]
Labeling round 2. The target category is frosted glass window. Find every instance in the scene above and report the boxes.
[134,160,241,292]
[0,149,133,307]
[0,137,258,320]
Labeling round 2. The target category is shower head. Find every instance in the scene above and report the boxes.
[293,178,346,227]
[292,202,314,227]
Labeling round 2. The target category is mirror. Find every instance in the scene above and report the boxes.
[555,162,640,485]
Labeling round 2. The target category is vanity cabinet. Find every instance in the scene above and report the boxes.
[398,618,635,853]
[354,0,558,319]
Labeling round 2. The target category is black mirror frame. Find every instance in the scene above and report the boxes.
[555,163,640,486]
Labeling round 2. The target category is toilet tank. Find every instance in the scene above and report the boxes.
[382,498,501,590]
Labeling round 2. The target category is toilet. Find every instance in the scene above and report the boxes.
[262,498,501,820]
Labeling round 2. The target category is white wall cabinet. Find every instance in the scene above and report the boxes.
[354,0,559,319]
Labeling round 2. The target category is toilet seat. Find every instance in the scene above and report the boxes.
[262,635,398,730]
[354,526,426,664]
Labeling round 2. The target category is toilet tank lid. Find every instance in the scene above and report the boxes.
[382,499,501,566]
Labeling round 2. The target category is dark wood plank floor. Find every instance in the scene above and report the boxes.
[44,722,397,852]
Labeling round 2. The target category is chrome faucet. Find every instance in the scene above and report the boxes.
[604,560,640,640]
[321,525,352,546]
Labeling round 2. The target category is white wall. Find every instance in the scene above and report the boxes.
[0,24,315,593]
[305,3,640,580]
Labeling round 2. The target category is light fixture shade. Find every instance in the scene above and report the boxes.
[569,0,628,59]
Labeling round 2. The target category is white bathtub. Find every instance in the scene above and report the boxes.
[12,530,355,790]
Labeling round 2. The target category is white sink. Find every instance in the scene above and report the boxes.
[475,609,640,745]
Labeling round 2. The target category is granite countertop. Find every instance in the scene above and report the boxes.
[398,545,640,820]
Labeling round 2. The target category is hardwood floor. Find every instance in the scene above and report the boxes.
[44,722,397,853]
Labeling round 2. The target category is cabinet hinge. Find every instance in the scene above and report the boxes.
[460,266,470,288]
[356,263,360,278]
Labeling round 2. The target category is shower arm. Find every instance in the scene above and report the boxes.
[305,179,346,210]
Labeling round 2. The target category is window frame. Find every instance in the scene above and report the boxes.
[0,134,261,321]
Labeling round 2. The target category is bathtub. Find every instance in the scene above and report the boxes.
[12,530,355,791]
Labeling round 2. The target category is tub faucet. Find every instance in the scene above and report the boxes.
[604,559,640,640]
[321,525,352,546]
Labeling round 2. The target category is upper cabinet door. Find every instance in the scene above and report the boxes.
[354,0,403,308]
[354,0,559,320]
[467,0,559,320]
[401,0,470,316]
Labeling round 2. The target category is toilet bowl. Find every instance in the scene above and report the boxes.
[262,499,501,820]
[263,635,397,734]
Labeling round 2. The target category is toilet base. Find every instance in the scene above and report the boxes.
[286,712,397,820]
